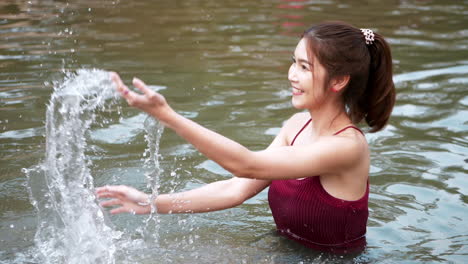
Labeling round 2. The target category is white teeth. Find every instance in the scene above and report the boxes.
[293,87,303,92]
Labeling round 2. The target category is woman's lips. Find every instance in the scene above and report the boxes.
[292,87,304,95]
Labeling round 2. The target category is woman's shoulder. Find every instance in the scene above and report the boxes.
[286,112,311,127]
[279,112,311,144]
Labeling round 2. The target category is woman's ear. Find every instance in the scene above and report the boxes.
[330,75,350,93]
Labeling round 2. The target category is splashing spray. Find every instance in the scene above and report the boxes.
[23,69,165,263]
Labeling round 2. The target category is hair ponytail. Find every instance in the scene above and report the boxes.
[303,22,396,133]
[361,33,396,132]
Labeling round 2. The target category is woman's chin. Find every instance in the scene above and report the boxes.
[291,98,307,110]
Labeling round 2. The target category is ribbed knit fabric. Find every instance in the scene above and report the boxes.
[268,119,368,253]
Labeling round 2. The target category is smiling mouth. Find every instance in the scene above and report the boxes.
[292,87,304,95]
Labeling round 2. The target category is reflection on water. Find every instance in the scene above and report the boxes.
[1,0,467,263]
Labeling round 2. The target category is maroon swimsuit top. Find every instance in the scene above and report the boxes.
[268,118,369,253]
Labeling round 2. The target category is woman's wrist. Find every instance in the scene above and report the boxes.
[136,194,153,214]
[149,104,176,127]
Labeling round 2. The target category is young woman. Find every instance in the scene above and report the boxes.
[96,21,395,253]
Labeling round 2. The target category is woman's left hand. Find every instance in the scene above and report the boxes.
[96,185,152,215]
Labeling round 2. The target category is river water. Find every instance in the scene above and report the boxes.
[1,0,467,263]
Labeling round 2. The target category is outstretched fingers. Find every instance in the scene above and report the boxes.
[132,77,153,95]
[96,186,127,214]
[111,72,127,94]
[109,73,167,114]
[96,186,126,197]
[96,185,150,215]
[110,207,132,215]
[110,72,138,105]
[100,198,122,207]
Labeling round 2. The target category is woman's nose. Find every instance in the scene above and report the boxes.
[288,64,298,82]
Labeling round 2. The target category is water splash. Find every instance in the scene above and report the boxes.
[140,116,164,242]
[23,69,120,263]
[23,69,165,263]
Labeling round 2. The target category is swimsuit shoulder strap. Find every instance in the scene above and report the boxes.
[291,118,312,146]
[333,125,364,136]
[291,121,363,145]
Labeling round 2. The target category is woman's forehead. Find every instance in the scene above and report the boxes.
[294,38,316,61]
[294,38,307,53]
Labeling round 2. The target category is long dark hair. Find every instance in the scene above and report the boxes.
[302,21,396,132]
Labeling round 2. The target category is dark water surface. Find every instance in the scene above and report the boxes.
[1,0,467,263]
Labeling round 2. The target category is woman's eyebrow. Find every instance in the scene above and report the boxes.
[292,55,313,66]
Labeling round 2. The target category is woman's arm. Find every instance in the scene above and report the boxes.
[96,127,290,215]
[158,177,270,213]
[112,73,364,181]
[96,114,288,215]
[152,125,292,213]
[113,74,254,178]
[96,177,270,214]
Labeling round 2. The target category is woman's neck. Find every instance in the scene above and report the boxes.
[308,100,351,137]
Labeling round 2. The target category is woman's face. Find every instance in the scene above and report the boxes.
[288,38,328,110]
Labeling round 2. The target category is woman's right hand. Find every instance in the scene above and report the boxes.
[111,72,174,122]
[96,185,153,215]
